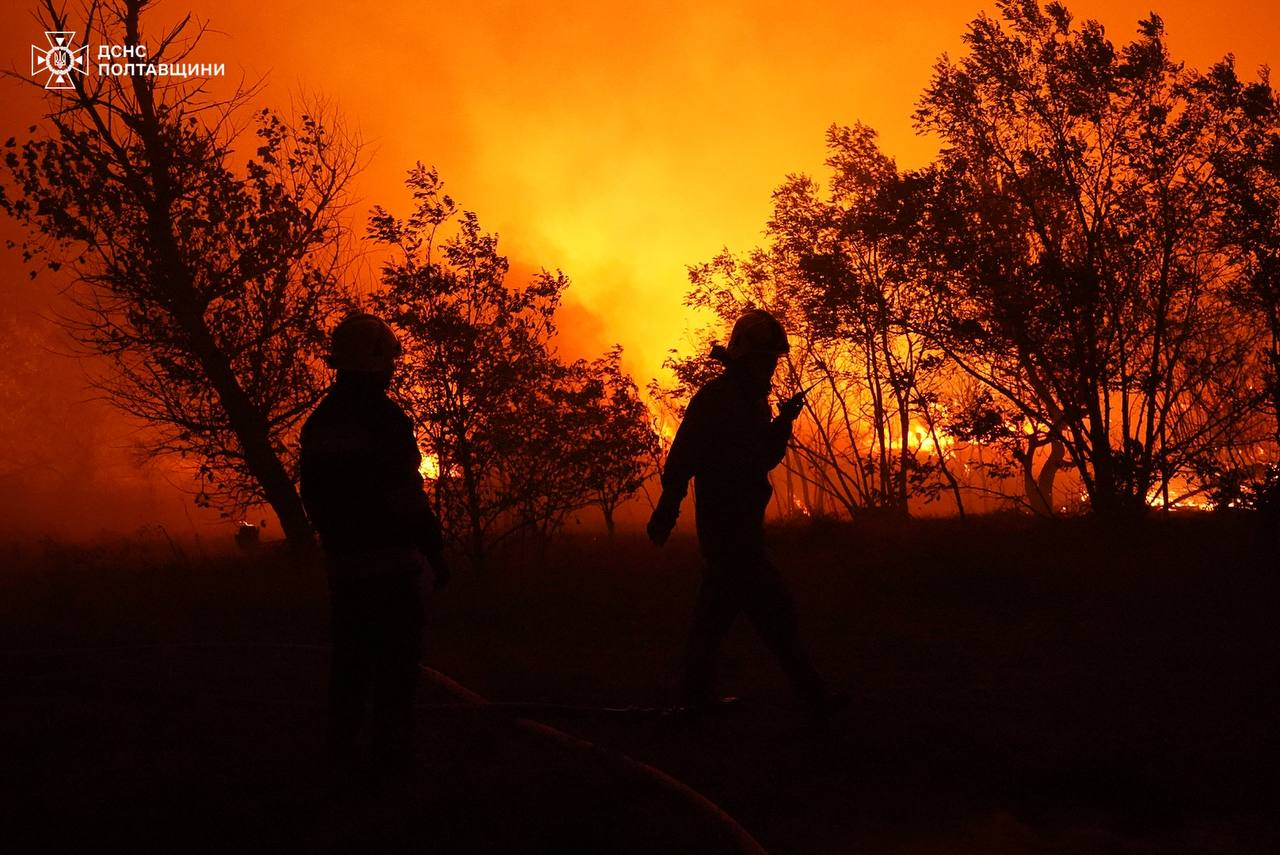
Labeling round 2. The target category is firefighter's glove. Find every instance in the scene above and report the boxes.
[777,391,806,424]
[647,494,680,546]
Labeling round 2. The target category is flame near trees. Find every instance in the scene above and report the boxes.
[659,124,970,520]
[656,1,1280,519]
[915,2,1270,516]
[1210,55,1280,512]
[4,0,1279,542]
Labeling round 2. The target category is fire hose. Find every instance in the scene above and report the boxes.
[2,641,768,855]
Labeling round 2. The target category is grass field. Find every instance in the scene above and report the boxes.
[1,514,1275,853]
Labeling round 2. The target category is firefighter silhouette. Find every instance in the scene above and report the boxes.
[648,309,832,721]
[300,312,450,781]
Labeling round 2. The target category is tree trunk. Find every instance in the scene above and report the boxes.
[127,37,314,549]
[463,466,486,570]
[182,314,314,547]
[1024,435,1064,517]
[1036,436,1064,515]
[142,177,313,547]
[1086,404,1121,516]
[897,403,911,513]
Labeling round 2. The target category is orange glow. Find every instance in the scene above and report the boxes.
[1145,484,1216,511]
[885,422,954,458]
[5,2,1280,383]
[419,452,441,481]
[8,0,1271,378]
[3,2,1280,530]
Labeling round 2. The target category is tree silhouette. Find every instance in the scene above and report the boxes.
[913,1,1265,515]
[942,380,1069,515]
[771,123,965,516]
[666,124,960,519]
[368,166,654,561]
[0,1,360,545]
[573,346,660,536]
[1207,58,1280,509]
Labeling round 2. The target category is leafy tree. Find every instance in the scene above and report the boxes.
[771,123,965,516]
[0,1,360,545]
[368,165,561,564]
[368,166,654,560]
[666,124,961,519]
[913,0,1265,515]
[573,346,660,536]
[1206,58,1280,509]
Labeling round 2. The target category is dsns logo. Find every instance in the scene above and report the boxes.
[31,31,87,90]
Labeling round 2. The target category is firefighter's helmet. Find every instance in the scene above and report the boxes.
[327,312,402,372]
[726,309,789,359]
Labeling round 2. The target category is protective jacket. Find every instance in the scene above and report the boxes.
[655,366,793,551]
[299,376,444,569]
[652,355,829,717]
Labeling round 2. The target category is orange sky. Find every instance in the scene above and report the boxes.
[2,0,1279,534]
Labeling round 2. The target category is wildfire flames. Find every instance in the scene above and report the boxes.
[1144,485,1217,511]
[419,452,441,481]
[886,422,955,458]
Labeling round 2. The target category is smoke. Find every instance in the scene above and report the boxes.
[0,266,232,540]
[1,0,1277,536]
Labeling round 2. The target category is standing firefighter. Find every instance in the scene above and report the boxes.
[300,312,450,781]
[648,309,832,723]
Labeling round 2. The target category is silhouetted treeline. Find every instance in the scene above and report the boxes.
[1,1,657,555]
[4,0,1280,551]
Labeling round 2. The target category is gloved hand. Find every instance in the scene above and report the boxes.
[777,390,806,423]
[647,494,680,546]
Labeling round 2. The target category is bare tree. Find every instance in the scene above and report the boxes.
[1,0,361,545]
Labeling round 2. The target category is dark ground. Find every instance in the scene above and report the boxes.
[0,513,1276,853]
